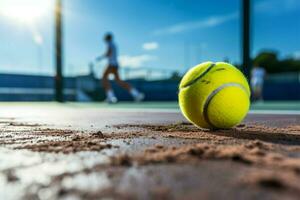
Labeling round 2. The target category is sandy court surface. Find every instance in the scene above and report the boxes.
[0,104,299,200]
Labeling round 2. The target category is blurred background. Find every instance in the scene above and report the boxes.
[0,0,299,102]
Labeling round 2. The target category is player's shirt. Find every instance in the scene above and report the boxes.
[107,41,118,67]
[251,67,265,85]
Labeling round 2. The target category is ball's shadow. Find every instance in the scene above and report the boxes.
[210,126,300,146]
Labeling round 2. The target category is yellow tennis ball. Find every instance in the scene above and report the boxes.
[178,61,251,129]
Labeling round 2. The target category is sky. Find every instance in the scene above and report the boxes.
[0,0,299,77]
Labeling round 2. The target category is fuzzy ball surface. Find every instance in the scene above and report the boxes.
[178,61,251,129]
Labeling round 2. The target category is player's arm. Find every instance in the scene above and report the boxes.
[95,54,105,62]
[95,46,112,62]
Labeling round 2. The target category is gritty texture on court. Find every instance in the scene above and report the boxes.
[0,104,300,200]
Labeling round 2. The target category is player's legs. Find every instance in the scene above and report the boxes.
[252,86,262,101]
[111,67,131,91]
[251,79,258,101]
[253,87,259,101]
[111,67,145,102]
[102,67,112,91]
[256,85,263,100]
[102,66,117,103]
[251,79,263,101]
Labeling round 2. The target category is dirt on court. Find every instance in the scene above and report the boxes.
[0,118,300,200]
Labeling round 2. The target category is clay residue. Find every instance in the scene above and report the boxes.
[0,121,118,153]
[240,170,300,193]
[111,140,300,172]
[113,122,200,132]
[18,140,114,153]
[1,121,300,158]
[13,130,119,153]
[1,119,300,199]
[0,120,150,153]
[149,123,300,147]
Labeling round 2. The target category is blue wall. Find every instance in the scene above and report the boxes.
[0,73,299,101]
[110,79,178,101]
[264,82,300,100]
[0,74,76,101]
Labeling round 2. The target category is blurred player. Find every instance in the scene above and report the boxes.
[96,33,144,103]
[251,64,266,101]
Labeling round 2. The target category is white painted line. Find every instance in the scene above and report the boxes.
[0,88,76,95]
[112,108,300,115]
[145,109,300,115]
[93,108,180,113]
[249,110,300,115]
[91,106,300,115]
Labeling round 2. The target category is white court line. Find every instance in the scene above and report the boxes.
[249,110,300,115]
[95,108,300,115]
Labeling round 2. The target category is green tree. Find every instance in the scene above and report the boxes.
[253,51,300,73]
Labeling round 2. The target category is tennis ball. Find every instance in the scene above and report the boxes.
[178,61,250,129]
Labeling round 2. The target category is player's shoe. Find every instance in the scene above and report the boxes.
[106,96,118,104]
[133,93,145,102]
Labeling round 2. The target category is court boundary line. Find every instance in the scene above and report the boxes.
[91,108,300,115]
